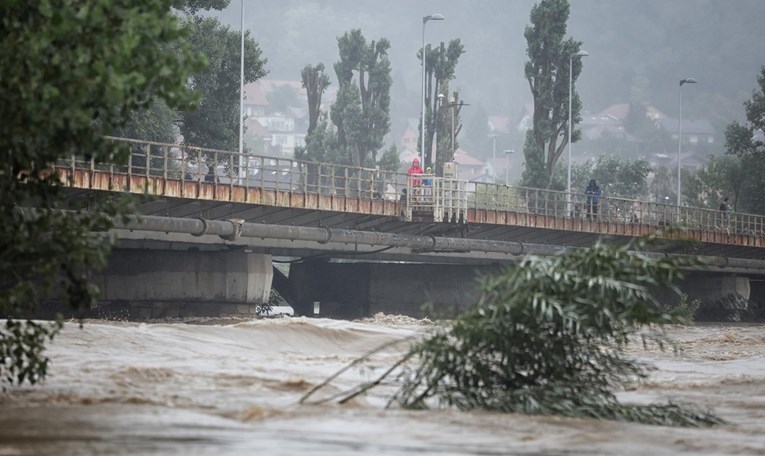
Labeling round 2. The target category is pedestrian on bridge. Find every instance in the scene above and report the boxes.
[585,179,601,220]
[422,166,433,202]
[718,196,730,233]
[407,158,423,202]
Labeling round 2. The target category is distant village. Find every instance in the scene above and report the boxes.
[244,79,717,184]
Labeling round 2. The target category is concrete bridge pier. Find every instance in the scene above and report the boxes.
[675,273,753,321]
[288,261,501,319]
[91,248,273,319]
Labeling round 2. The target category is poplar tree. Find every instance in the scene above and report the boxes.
[522,0,585,188]
[420,40,465,170]
[331,29,392,167]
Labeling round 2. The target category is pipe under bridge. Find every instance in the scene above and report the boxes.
[62,213,760,321]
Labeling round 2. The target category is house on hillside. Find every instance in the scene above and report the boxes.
[399,121,419,152]
[656,118,716,146]
[242,79,337,157]
[488,115,512,135]
[243,118,272,155]
[514,103,534,132]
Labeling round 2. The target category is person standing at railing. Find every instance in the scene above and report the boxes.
[205,165,216,183]
[422,166,433,202]
[585,179,601,220]
[407,158,423,202]
[718,196,730,233]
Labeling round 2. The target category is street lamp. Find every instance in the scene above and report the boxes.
[568,50,588,213]
[504,149,515,184]
[677,77,697,220]
[238,0,245,158]
[421,13,445,168]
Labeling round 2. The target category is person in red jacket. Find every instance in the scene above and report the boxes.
[407,158,424,201]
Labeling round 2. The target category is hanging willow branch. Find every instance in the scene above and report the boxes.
[299,336,416,406]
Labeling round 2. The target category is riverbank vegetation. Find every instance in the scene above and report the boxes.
[304,238,724,427]
[0,0,212,388]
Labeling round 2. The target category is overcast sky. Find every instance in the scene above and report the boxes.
[212,0,765,131]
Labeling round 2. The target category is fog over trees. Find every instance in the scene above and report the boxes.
[214,0,765,135]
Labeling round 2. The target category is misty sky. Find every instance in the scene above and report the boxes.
[211,0,765,141]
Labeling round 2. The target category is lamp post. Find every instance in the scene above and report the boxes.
[237,0,245,183]
[568,50,588,214]
[504,149,514,184]
[238,0,245,157]
[421,13,445,168]
[677,77,697,221]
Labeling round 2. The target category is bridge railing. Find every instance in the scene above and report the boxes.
[62,137,408,199]
[405,174,468,222]
[470,181,765,234]
[60,137,765,236]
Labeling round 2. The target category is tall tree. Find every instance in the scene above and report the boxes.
[180,16,267,150]
[419,40,465,169]
[301,63,331,135]
[435,88,466,176]
[649,166,677,205]
[112,100,178,143]
[522,0,584,188]
[294,63,331,164]
[0,0,202,387]
[685,155,745,210]
[722,66,765,214]
[330,29,392,167]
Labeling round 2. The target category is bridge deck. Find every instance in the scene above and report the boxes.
[58,164,765,261]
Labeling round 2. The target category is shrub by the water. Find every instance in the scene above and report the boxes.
[388,240,723,426]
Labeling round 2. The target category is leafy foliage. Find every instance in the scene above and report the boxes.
[684,154,744,210]
[179,16,267,150]
[330,29,392,167]
[743,66,765,134]
[649,166,678,205]
[573,155,652,198]
[391,240,723,426]
[665,293,700,322]
[715,66,765,215]
[300,63,331,135]
[420,40,465,172]
[299,30,396,171]
[0,0,202,387]
[434,89,466,177]
[111,99,178,143]
[522,0,585,187]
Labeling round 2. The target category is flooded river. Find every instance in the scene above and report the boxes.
[1,315,764,455]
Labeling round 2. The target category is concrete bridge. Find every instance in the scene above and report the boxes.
[50,137,765,320]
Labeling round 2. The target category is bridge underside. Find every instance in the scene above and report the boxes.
[39,246,761,322]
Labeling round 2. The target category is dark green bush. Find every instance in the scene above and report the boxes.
[390,240,722,426]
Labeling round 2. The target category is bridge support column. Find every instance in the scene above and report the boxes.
[91,248,273,319]
[289,261,500,319]
[672,273,752,321]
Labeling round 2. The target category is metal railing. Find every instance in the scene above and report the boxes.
[405,174,468,222]
[65,137,406,199]
[57,137,765,238]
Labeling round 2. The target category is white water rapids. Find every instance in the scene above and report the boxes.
[1,314,764,455]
